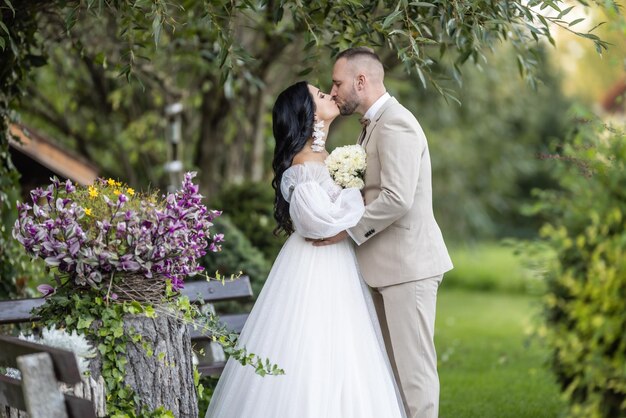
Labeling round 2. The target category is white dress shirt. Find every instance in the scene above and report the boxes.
[363,92,391,121]
[346,92,391,244]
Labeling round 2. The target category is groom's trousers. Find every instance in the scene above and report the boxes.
[372,275,443,418]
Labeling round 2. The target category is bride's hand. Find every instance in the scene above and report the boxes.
[307,231,348,246]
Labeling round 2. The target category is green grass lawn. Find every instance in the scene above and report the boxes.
[443,242,549,295]
[437,288,566,418]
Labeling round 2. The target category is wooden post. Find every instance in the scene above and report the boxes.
[61,376,106,417]
[0,406,28,418]
[17,353,68,418]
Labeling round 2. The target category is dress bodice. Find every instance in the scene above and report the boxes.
[280,162,342,203]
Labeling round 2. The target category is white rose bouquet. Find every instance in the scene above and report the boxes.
[325,145,367,189]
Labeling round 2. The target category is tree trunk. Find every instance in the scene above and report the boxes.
[122,314,198,418]
[196,83,231,199]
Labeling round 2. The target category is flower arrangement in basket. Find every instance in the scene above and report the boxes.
[13,172,223,303]
[11,172,282,416]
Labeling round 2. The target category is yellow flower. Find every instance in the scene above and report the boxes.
[127,188,135,196]
[116,181,122,187]
[84,208,93,216]
[88,185,98,198]
[113,190,121,196]
[107,178,116,187]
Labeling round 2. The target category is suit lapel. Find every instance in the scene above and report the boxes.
[361,97,398,149]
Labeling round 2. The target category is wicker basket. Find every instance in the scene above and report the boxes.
[110,274,168,303]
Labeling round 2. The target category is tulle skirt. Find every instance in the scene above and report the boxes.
[205,233,405,418]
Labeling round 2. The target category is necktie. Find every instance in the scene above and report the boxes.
[358,118,370,144]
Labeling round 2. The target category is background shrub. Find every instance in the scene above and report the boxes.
[530,114,626,418]
[212,182,286,261]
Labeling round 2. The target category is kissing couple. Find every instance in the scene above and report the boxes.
[206,47,453,418]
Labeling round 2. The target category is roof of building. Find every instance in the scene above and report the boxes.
[9,123,99,186]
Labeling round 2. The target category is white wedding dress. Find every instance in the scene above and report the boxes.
[205,162,406,418]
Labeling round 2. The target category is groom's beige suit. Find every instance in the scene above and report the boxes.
[348,95,453,418]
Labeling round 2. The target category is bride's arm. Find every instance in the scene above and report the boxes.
[289,181,364,240]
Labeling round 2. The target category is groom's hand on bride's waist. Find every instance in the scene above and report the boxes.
[307,231,348,246]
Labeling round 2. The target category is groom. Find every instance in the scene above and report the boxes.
[315,47,453,418]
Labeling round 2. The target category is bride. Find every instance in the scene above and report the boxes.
[205,81,405,418]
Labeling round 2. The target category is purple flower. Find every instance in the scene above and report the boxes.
[50,177,61,188]
[37,284,56,297]
[13,172,223,294]
[65,180,75,193]
[30,188,44,204]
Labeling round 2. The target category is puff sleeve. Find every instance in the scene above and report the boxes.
[281,164,364,239]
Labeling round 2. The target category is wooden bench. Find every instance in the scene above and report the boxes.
[0,277,253,377]
[0,334,97,418]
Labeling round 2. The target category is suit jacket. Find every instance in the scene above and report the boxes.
[349,97,453,287]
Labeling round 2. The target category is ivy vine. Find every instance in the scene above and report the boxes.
[33,278,282,417]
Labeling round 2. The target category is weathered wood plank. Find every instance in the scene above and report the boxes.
[17,353,68,418]
[0,299,44,325]
[0,276,252,324]
[0,375,26,411]
[64,394,96,418]
[196,361,227,377]
[188,313,248,340]
[181,276,253,302]
[0,336,82,385]
[61,376,106,417]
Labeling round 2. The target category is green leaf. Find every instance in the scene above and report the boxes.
[3,0,15,16]
[113,326,124,338]
[415,65,426,88]
[77,316,94,329]
[568,18,585,27]
[0,21,9,36]
[382,10,403,29]
[557,5,574,19]
[65,7,78,33]
[152,13,163,46]
[273,6,284,24]
[410,2,436,8]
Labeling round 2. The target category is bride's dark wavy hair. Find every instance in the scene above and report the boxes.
[271,81,315,236]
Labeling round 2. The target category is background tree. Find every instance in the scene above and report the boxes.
[0,0,618,299]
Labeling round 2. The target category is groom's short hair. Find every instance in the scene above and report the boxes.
[336,47,384,82]
[336,47,382,65]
